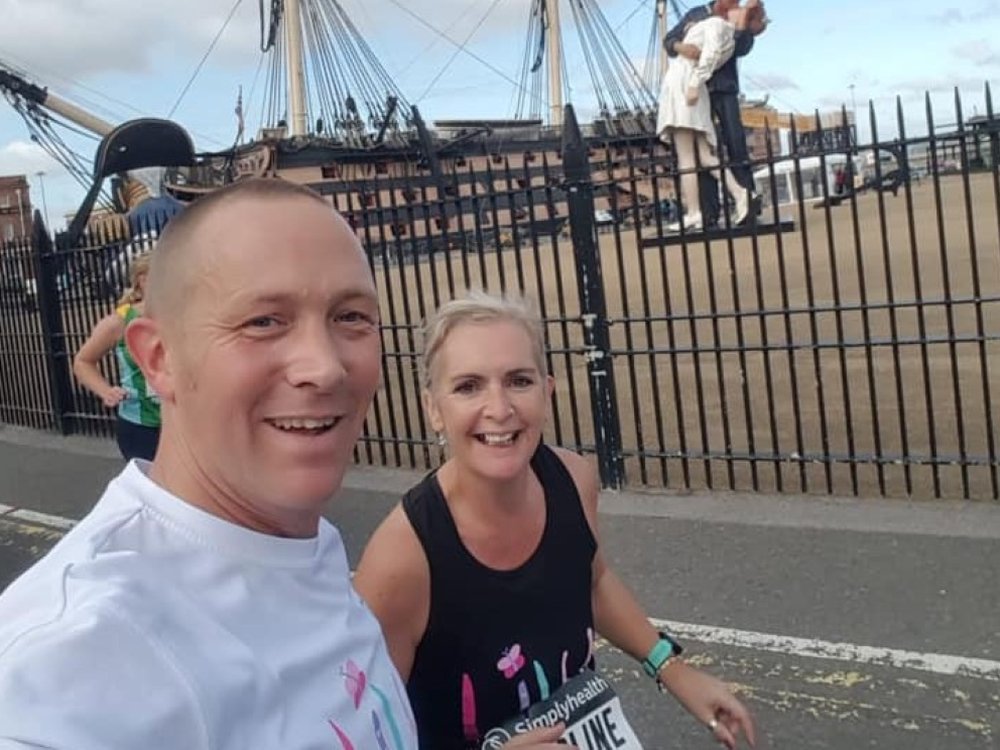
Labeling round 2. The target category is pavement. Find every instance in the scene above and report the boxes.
[2,423,999,749]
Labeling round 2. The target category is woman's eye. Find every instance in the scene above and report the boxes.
[510,375,535,388]
[454,381,478,394]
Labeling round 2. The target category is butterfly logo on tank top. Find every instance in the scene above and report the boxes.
[496,644,526,679]
[342,659,367,708]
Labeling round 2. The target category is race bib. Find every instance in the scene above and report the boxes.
[481,669,643,749]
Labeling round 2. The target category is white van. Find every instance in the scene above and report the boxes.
[753,154,856,210]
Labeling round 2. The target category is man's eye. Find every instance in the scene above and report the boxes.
[338,310,377,326]
[246,316,279,329]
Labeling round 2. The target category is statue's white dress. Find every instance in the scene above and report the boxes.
[656,16,736,147]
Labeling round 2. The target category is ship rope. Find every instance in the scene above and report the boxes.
[259,0,416,141]
[415,0,504,106]
[513,0,656,124]
[513,0,547,120]
[168,0,246,118]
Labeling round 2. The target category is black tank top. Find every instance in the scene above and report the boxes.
[403,444,597,749]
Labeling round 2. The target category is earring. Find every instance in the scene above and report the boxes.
[436,432,448,447]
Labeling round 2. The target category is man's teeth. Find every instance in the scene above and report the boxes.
[271,417,337,431]
[479,432,516,446]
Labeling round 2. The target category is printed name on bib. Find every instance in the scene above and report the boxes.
[481,670,642,750]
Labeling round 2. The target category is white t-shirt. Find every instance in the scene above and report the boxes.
[0,461,417,750]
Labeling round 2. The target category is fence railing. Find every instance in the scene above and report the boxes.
[1,86,998,500]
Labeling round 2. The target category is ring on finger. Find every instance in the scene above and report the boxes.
[707,717,720,732]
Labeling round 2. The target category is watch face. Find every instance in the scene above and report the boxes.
[660,632,683,655]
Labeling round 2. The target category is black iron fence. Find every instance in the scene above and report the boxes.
[2,87,998,500]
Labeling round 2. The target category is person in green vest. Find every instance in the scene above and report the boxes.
[73,252,161,460]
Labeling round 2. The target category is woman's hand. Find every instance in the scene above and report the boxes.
[658,661,756,749]
[685,85,700,106]
[505,723,575,748]
[674,41,701,60]
[102,386,128,408]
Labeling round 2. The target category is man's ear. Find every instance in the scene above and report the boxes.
[125,317,175,401]
[422,388,445,434]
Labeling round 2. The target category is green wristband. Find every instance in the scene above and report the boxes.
[641,632,684,678]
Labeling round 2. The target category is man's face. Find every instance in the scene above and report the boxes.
[160,195,381,533]
[715,0,740,16]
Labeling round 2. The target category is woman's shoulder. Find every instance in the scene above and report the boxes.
[543,445,599,505]
[355,503,429,587]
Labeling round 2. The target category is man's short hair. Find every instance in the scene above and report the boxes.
[145,178,335,318]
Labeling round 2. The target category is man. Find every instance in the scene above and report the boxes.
[0,179,565,749]
[664,0,767,226]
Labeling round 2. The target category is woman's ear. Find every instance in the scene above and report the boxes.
[125,317,175,402]
[422,388,445,434]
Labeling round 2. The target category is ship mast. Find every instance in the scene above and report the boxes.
[284,0,310,136]
[546,0,563,127]
[0,68,114,137]
[657,0,668,82]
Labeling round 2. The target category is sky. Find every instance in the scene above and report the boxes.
[0,0,998,229]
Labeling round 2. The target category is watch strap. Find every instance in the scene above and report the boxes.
[641,632,683,677]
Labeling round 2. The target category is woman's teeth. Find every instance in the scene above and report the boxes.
[478,432,517,446]
[270,417,337,431]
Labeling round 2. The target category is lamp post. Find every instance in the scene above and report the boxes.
[35,171,51,230]
[848,83,858,153]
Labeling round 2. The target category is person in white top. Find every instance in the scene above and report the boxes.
[0,178,564,750]
[657,0,768,231]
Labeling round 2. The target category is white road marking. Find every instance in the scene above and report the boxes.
[5,508,76,531]
[651,617,1000,683]
[4,506,999,683]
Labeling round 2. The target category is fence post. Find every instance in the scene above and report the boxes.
[31,212,74,434]
[561,105,625,489]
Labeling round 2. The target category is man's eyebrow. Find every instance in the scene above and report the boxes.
[231,287,378,307]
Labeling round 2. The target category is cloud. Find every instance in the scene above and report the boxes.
[893,75,990,97]
[930,7,969,24]
[951,39,1000,67]
[928,1,1000,24]
[0,140,64,178]
[0,0,261,82]
[745,73,800,92]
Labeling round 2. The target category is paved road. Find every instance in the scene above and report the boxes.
[2,425,999,748]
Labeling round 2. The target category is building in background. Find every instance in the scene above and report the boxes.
[740,98,856,161]
[0,175,33,243]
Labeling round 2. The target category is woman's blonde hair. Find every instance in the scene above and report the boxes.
[420,289,547,390]
[117,251,153,306]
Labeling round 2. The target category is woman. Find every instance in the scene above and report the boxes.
[354,290,755,749]
[72,252,160,460]
[657,1,768,231]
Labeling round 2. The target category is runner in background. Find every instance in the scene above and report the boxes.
[72,251,160,460]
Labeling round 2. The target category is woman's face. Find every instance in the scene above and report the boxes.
[424,319,553,482]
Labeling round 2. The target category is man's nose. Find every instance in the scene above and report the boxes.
[286,321,347,389]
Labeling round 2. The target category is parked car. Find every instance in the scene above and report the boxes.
[594,208,619,226]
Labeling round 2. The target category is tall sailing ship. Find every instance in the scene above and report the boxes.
[0,0,676,237]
